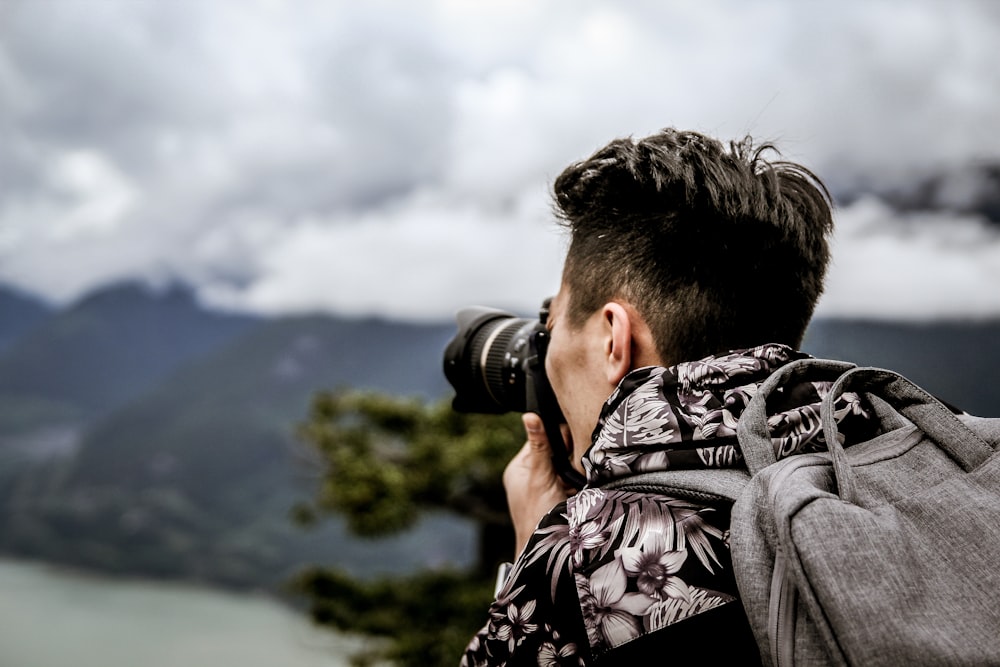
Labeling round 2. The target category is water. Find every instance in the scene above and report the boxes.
[0,558,360,667]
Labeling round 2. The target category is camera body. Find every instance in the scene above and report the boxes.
[443,304,586,488]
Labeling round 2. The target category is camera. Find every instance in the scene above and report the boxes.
[443,301,586,488]
[443,305,546,415]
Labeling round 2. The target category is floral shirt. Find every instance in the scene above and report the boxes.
[461,344,872,666]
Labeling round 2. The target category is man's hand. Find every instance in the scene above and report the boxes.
[503,413,575,558]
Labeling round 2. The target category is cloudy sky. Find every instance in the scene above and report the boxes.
[2,0,1000,321]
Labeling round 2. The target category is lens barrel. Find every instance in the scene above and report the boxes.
[443,307,542,414]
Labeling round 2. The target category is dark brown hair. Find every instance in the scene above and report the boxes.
[553,127,833,364]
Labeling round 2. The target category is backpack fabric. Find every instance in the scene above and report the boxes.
[607,358,1000,666]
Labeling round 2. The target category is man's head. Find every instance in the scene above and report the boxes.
[552,127,834,367]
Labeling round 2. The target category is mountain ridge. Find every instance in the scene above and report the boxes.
[0,280,997,591]
[0,282,468,589]
[0,285,54,353]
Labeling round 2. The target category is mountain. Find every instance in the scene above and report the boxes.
[0,282,258,434]
[1,280,998,593]
[0,286,53,352]
[68,313,452,494]
[0,287,468,589]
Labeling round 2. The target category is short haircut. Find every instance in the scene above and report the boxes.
[552,127,834,365]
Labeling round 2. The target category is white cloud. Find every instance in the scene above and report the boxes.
[1,0,1000,319]
[819,197,1000,320]
[46,150,137,241]
[197,186,566,321]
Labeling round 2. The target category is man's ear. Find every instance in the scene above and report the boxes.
[602,302,633,386]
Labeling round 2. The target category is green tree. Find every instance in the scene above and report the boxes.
[290,389,523,666]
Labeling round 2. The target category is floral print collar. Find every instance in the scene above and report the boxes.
[581,343,871,485]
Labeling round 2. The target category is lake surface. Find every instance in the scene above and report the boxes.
[0,558,360,667]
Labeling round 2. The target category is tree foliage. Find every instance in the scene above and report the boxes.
[292,389,524,666]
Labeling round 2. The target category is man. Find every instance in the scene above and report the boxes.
[460,128,872,665]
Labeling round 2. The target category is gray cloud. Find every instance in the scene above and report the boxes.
[2,0,1000,320]
[821,198,1000,319]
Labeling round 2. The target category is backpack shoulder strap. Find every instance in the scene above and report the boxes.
[737,357,857,475]
[598,468,750,505]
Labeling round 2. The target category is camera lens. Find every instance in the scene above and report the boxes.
[443,307,542,414]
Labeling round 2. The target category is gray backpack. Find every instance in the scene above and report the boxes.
[608,358,1000,666]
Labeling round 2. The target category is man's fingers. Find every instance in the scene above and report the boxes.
[522,413,549,453]
[506,413,571,557]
